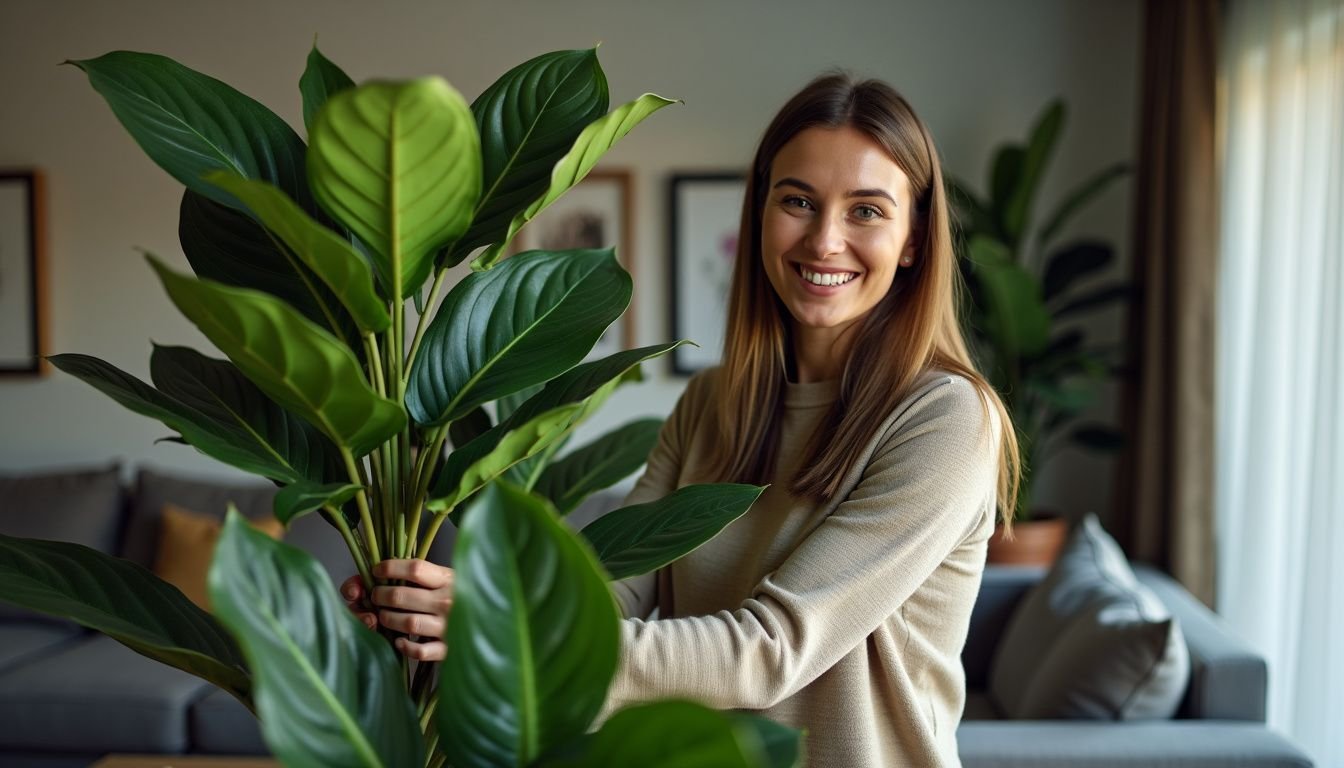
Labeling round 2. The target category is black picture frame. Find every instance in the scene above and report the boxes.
[668,172,747,375]
[0,170,46,376]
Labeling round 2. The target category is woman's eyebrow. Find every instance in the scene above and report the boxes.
[773,177,896,205]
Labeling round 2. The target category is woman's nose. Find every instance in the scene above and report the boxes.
[804,212,845,259]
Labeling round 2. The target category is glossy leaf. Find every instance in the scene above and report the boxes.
[308,78,481,298]
[150,344,343,484]
[1041,240,1113,302]
[581,484,765,581]
[406,248,631,427]
[432,342,681,511]
[299,45,355,134]
[548,700,802,767]
[966,236,1050,359]
[0,534,251,705]
[428,403,583,516]
[149,256,405,456]
[436,483,618,768]
[448,405,494,449]
[1038,162,1130,248]
[274,481,363,525]
[179,190,352,342]
[447,48,609,266]
[70,51,314,215]
[535,418,662,514]
[473,93,678,269]
[1003,100,1064,246]
[51,353,308,484]
[210,511,422,768]
[205,171,389,332]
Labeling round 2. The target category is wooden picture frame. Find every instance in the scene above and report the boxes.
[0,170,47,376]
[668,172,747,375]
[519,169,634,359]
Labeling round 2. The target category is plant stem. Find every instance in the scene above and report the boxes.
[417,513,448,560]
[405,427,447,557]
[365,334,386,399]
[406,267,449,374]
[419,695,439,734]
[323,506,372,591]
[342,448,382,564]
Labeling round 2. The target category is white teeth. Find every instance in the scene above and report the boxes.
[800,267,856,286]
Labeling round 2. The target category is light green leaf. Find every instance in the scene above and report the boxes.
[446,49,609,266]
[308,78,481,298]
[0,534,251,707]
[534,418,662,514]
[405,248,631,427]
[436,483,618,767]
[581,484,765,581]
[299,45,355,134]
[210,511,422,768]
[273,481,363,526]
[205,170,389,332]
[148,255,405,456]
[473,93,678,269]
[966,236,1051,360]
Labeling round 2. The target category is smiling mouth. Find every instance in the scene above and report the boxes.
[795,264,858,287]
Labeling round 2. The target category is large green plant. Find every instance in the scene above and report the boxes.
[0,47,803,767]
[949,100,1131,521]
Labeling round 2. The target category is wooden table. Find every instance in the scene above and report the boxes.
[91,756,279,768]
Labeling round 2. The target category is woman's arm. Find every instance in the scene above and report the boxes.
[606,376,1000,712]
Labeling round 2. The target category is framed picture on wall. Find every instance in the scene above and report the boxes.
[519,169,634,360]
[0,170,46,376]
[669,172,746,375]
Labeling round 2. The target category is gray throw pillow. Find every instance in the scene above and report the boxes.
[988,514,1191,720]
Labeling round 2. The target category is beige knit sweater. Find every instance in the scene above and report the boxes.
[603,368,1000,767]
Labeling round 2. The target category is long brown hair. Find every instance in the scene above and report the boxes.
[710,72,1020,527]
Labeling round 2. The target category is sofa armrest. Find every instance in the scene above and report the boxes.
[1134,564,1268,722]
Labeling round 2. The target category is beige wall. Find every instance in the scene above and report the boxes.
[0,0,1140,521]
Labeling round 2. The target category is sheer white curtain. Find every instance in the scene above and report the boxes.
[1217,0,1344,764]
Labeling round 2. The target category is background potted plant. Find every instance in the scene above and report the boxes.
[949,100,1131,565]
[0,45,802,767]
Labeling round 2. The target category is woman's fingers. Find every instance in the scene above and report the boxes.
[371,584,453,616]
[340,574,364,601]
[372,558,454,589]
[395,637,447,662]
[377,608,446,639]
[356,611,378,631]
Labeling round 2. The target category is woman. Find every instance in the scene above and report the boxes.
[346,72,1020,767]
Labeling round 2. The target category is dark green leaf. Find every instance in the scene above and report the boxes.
[535,418,662,514]
[1003,100,1065,245]
[149,344,342,484]
[204,171,389,333]
[309,78,481,298]
[180,190,357,342]
[0,534,251,706]
[1053,282,1133,318]
[299,45,355,134]
[1042,240,1113,302]
[547,700,802,767]
[581,484,765,581]
[473,93,677,269]
[69,51,314,215]
[149,256,405,456]
[989,145,1024,242]
[448,406,494,449]
[437,483,618,767]
[496,383,544,423]
[406,248,631,427]
[210,511,422,768]
[446,49,610,266]
[966,236,1051,359]
[273,481,363,525]
[51,353,307,483]
[1071,423,1126,452]
[1038,162,1130,248]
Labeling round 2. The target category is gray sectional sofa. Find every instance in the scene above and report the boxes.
[0,464,1315,767]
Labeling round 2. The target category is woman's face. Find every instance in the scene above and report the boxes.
[761,125,917,341]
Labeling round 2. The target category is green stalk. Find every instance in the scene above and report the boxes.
[323,506,372,592]
[405,427,448,558]
[417,514,448,560]
[405,266,449,374]
[342,448,382,564]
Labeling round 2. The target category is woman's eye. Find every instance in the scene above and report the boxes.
[782,195,813,210]
[853,204,883,220]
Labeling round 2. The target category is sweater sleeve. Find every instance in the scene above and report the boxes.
[609,371,711,620]
[604,375,1000,711]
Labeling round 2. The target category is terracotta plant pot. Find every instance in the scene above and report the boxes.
[986,515,1069,566]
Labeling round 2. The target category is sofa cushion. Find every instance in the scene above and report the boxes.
[0,634,212,752]
[989,514,1191,720]
[962,691,1002,721]
[154,503,284,610]
[189,687,269,755]
[0,623,82,673]
[0,464,124,623]
[122,467,275,568]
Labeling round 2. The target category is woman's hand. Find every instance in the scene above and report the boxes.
[341,558,455,662]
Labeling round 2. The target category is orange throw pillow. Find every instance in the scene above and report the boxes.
[153,503,284,611]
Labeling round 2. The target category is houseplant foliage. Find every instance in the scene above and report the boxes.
[949,100,1131,521]
[0,46,803,767]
